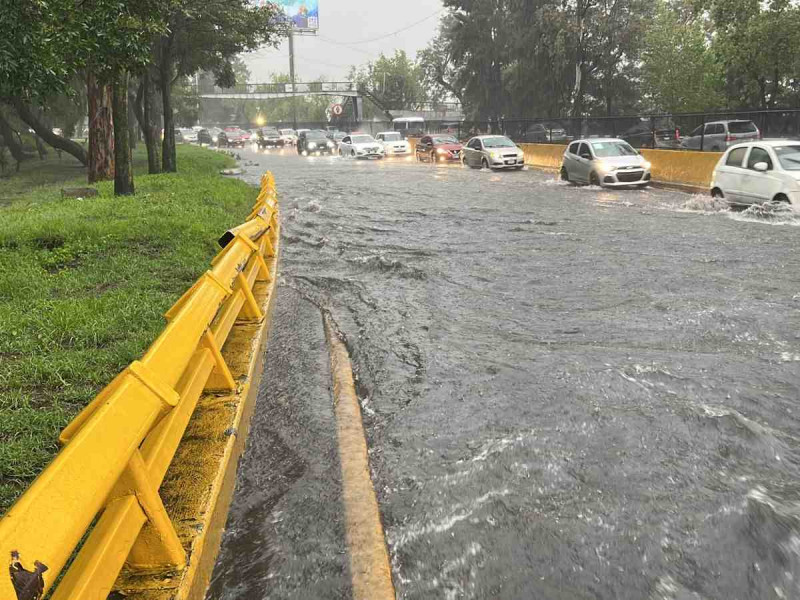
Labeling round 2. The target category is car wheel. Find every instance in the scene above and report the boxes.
[351,150,356,158]
[590,171,601,187]
[481,158,490,170]
[711,188,724,199]
[560,167,570,182]
[338,148,343,157]
[432,152,438,163]
[773,193,790,204]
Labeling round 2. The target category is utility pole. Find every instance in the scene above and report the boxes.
[288,26,298,130]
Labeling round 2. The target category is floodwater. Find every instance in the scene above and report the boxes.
[209,147,800,600]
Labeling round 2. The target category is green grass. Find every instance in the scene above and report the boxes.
[0,143,90,203]
[0,146,255,513]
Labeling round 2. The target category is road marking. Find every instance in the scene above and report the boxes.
[324,314,396,600]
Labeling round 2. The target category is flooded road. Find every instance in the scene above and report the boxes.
[210,147,800,599]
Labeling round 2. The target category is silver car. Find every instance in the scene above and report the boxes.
[680,120,760,152]
[561,138,652,187]
[461,135,525,170]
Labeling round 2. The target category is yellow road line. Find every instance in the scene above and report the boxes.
[324,315,396,600]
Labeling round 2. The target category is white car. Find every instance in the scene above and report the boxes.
[179,128,198,143]
[375,132,411,156]
[561,138,651,187]
[462,135,525,170]
[338,134,385,159]
[279,128,297,146]
[711,140,800,206]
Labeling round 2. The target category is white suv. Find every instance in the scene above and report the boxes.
[711,140,800,206]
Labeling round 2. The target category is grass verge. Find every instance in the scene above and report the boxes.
[0,146,255,513]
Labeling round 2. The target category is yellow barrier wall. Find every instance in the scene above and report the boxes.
[640,148,722,189]
[519,143,567,170]
[519,143,722,189]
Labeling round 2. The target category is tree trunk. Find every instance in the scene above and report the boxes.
[10,100,88,165]
[112,72,134,196]
[142,71,161,174]
[128,86,138,151]
[87,73,115,182]
[0,107,31,166]
[160,57,177,173]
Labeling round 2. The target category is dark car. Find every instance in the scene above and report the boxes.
[621,119,681,149]
[197,128,218,145]
[415,134,464,162]
[257,128,284,148]
[518,123,569,143]
[297,129,335,155]
[217,127,248,148]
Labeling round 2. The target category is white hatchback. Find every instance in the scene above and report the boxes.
[338,134,385,159]
[711,141,800,206]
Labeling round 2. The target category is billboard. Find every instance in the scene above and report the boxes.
[277,0,319,31]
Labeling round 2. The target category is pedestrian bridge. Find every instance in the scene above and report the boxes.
[198,81,360,100]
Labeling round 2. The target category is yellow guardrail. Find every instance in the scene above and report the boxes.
[1,172,280,600]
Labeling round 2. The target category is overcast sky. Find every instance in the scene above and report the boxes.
[243,0,445,82]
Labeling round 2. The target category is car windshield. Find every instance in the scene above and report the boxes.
[433,136,457,144]
[729,121,757,134]
[773,145,800,170]
[306,131,327,140]
[483,136,515,148]
[334,133,346,140]
[263,129,279,136]
[280,129,294,135]
[591,141,638,157]
[352,135,375,143]
[382,133,402,141]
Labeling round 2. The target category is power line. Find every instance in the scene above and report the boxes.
[319,8,444,46]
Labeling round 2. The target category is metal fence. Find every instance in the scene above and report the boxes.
[202,109,800,151]
[422,110,800,151]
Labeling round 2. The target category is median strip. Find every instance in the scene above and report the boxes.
[324,314,396,600]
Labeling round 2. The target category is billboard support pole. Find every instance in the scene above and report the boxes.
[288,26,298,130]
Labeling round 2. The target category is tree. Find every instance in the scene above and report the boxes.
[349,50,429,111]
[418,17,466,105]
[709,0,800,109]
[641,1,723,112]
[154,0,283,173]
[79,0,165,194]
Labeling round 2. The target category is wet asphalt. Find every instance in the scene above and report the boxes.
[208,147,800,600]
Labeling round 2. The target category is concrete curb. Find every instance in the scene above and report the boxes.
[323,315,396,600]
[112,223,281,600]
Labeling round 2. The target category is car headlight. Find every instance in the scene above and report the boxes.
[596,160,614,172]
[437,148,446,154]
[642,160,652,170]
[308,142,317,149]
[490,150,501,158]
[327,142,334,148]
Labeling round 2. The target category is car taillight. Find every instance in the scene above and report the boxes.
[725,134,733,142]
[674,128,680,140]
[758,131,762,140]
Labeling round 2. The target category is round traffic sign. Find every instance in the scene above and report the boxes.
[332,104,344,116]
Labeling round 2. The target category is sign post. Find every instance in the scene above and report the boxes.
[274,1,319,130]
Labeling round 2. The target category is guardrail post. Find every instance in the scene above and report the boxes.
[123,451,186,569]
[202,330,237,391]
[236,272,264,321]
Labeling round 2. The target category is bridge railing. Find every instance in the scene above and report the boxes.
[199,81,357,95]
[0,173,280,600]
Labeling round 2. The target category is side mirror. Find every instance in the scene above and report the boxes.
[580,153,592,160]
[753,162,769,172]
